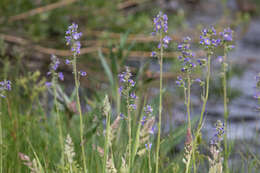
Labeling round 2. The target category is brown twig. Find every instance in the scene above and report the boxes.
[8,0,77,22]
[0,33,206,58]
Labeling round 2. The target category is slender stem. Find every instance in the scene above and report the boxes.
[223,50,229,173]
[193,55,212,173]
[185,155,191,173]
[155,32,163,173]
[52,77,64,168]
[186,75,193,173]
[197,55,211,131]
[103,112,110,173]
[127,95,132,173]
[72,56,87,172]
[148,148,151,173]
[187,75,191,130]
[0,104,2,173]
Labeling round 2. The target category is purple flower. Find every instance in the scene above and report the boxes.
[217,56,223,63]
[119,86,123,95]
[152,12,168,34]
[149,126,155,135]
[220,27,233,42]
[210,120,225,145]
[254,92,260,99]
[80,71,87,77]
[65,59,71,64]
[58,72,64,81]
[65,23,82,55]
[128,79,135,87]
[195,78,202,83]
[45,82,52,87]
[145,143,152,150]
[130,104,137,110]
[144,105,153,115]
[163,36,171,47]
[130,92,137,99]
[176,76,184,87]
[0,80,12,92]
[120,113,125,119]
[151,51,157,57]
[50,54,60,71]
[141,116,147,125]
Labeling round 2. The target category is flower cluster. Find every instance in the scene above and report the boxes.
[210,120,225,146]
[141,105,153,125]
[199,26,221,52]
[46,55,64,87]
[254,73,260,100]
[151,12,171,57]
[65,23,87,78]
[176,76,185,88]
[177,37,197,73]
[65,23,82,55]
[219,27,235,51]
[0,80,11,98]
[118,67,137,111]
[152,11,168,35]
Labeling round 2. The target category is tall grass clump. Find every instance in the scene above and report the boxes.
[0,80,11,173]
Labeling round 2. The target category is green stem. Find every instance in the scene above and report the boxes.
[223,50,229,173]
[103,112,110,173]
[187,75,191,130]
[193,55,212,173]
[72,56,87,172]
[52,77,64,169]
[127,95,132,173]
[148,148,151,173]
[0,104,2,173]
[197,55,211,131]
[155,32,163,173]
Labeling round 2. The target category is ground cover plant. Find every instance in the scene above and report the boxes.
[0,8,260,173]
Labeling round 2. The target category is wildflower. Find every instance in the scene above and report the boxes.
[58,72,64,81]
[120,113,125,119]
[118,67,136,97]
[145,143,152,150]
[151,51,157,57]
[254,92,260,100]
[129,104,137,110]
[80,71,87,77]
[176,76,184,87]
[144,105,153,115]
[45,82,52,87]
[217,56,223,63]
[177,37,197,74]
[65,23,82,55]
[220,27,233,42]
[65,59,71,64]
[197,59,206,66]
[162,36,172,48]
[152,12,168,34]
[149,126,155,135]
[199,26,220,50]
[210,120,225,145]
[130,92,137,99]
[0,80,11,98]
[141,116,147,125]
[50,54,60,71]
